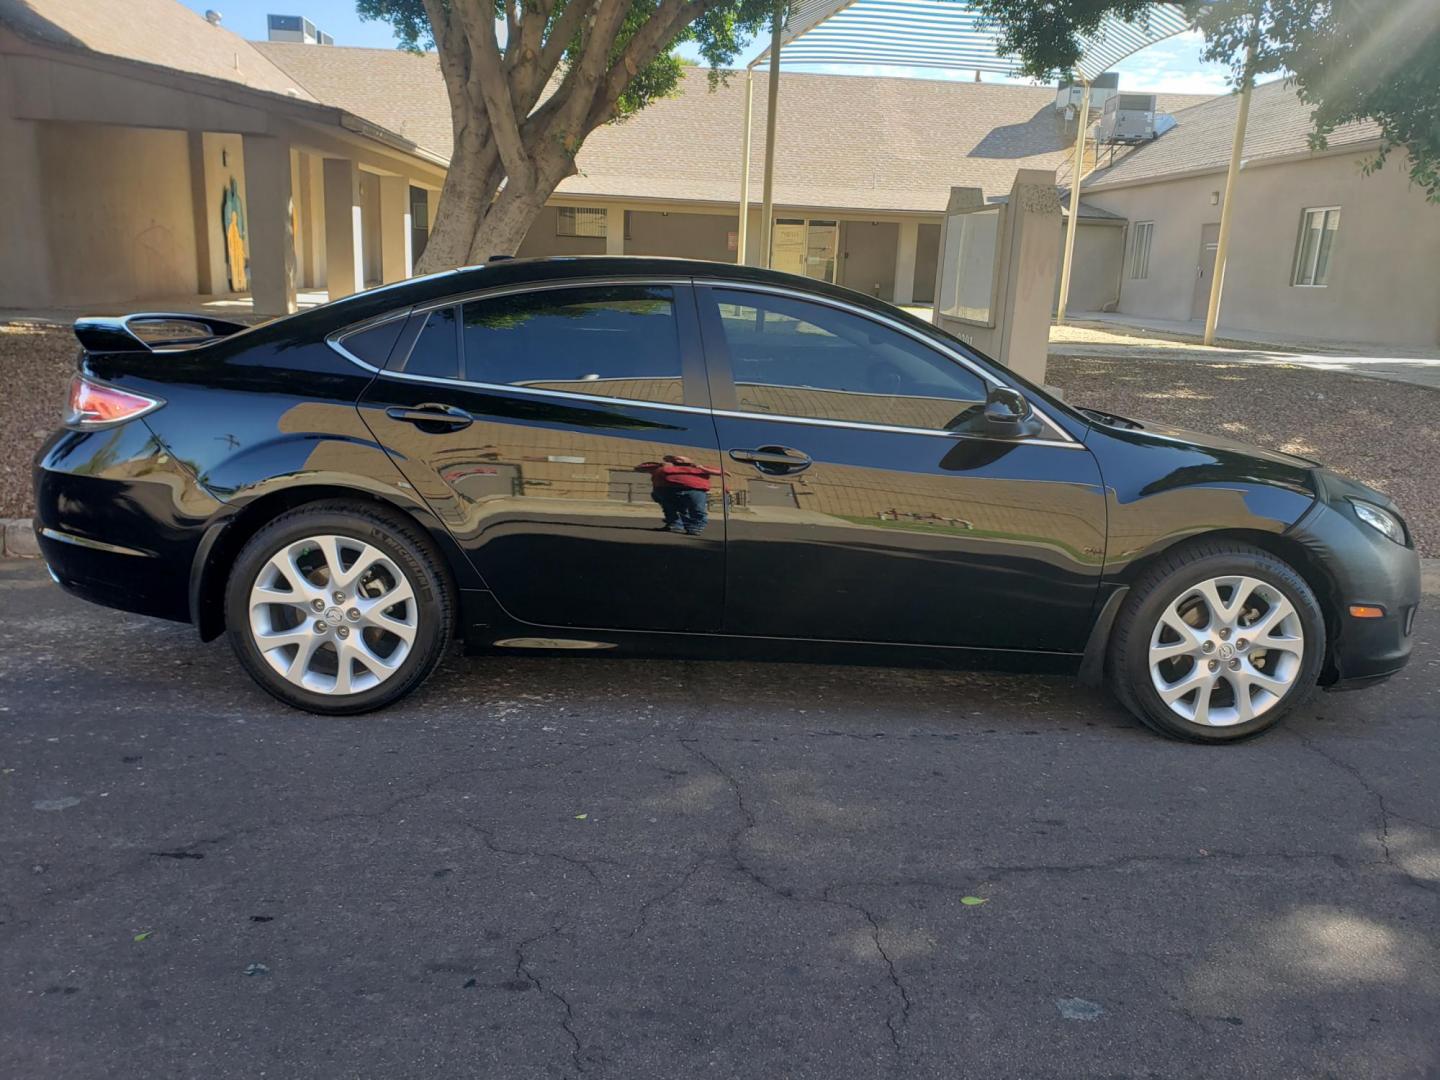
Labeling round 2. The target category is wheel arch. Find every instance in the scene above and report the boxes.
[189,482,472,642]
[1107,527,1342,684]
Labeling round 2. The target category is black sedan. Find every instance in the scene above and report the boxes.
[33,258,1420,741]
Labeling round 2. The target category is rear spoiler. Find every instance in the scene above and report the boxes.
[73,313,251,354]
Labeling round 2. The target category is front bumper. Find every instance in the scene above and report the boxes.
[1287,479,1421,688]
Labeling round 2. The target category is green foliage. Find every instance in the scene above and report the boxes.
[973,0,1440,201]
[357,0,775,123]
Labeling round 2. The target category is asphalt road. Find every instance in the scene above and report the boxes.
[3,558,1438,1079]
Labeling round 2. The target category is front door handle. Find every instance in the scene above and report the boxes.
[385,403,473,431]
[729,446,812,475]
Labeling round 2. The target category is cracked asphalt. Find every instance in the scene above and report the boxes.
[3,558,1439,1079]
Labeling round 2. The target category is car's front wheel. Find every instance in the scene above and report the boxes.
[1108,541,1326,742]
[225,503,452,714]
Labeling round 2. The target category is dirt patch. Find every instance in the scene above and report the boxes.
[1,323,75,518]
[1050,351,1440,556]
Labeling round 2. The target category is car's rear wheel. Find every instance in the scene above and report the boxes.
[1108,541,1325,742]
[225,503,451,714]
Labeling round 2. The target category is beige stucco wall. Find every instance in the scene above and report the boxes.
[1054,220,1125,313]
[517,206,609,258]
[1085,153,1440,346]
[37,122,199,305]
[626,209,736,261]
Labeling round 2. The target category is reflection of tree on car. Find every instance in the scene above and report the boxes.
[636,455,723,534]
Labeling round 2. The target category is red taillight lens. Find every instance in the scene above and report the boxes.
[66,375,162,427]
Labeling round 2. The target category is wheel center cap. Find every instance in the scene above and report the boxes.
[1218,642,1235,659]
[325,606,346,625]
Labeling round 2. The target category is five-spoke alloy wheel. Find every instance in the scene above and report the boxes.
[226,503,451,714]
[1110,541,1325,742]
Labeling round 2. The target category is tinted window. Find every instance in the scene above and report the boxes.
[396,306,459,379]
[708,289,986,430]
[339,318,405,368]
[462,286,682,404]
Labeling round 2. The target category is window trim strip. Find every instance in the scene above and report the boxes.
[325,274,1081,447]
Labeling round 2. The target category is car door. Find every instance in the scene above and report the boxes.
[695,283,1107,652]
[355,279,725,633]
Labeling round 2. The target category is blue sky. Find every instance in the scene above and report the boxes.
[184,0,1235,95]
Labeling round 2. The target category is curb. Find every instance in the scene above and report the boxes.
[1,518,39,559]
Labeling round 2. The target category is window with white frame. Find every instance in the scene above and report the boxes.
[1292,207,1340,286]
[556,206,608,238]
[1128,221,1153,279]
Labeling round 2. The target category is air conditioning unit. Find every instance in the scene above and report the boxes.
[1054,73,1118,116]
[1098,93,1158,143]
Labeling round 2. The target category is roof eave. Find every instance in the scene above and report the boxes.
[1083,136,1386,193]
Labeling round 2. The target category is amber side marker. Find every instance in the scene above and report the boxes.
[1348,605,1385,619]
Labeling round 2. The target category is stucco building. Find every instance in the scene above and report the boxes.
[2,0,1436,347]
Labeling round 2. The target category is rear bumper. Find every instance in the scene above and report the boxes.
[1287,492,1421,687]
[33,422,218,624]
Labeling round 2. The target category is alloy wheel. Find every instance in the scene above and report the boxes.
[1147,574,1305,727]
[248,534,418,695]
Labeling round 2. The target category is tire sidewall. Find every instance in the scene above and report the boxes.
[225,510,447,714]
[1121,553,1326,742]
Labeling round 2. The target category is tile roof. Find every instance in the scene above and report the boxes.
[251,47,1209,213]
[254,41,453,158]
[1083,78,1383,190]
[0,0,317,100]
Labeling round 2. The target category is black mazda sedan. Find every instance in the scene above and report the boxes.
[33,257,1420,741]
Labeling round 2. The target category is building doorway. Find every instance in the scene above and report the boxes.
[1191,222,1220,321]
[771,218,839,283]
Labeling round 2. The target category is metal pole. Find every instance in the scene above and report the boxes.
[736,67,754,265]
[1204,37,1257,346]
[1056,79,1090,326]
[758,0,785,269]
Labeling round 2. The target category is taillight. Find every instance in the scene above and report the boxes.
[65,375,162,428]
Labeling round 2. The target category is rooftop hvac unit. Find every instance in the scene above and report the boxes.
[1098,93,1159,144]
[1054,73,1118,115]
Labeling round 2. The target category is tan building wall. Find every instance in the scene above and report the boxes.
[1085,152,1440,346]
[36,122,200,306]
[626,209,737,261]
[1054,220,1125,313]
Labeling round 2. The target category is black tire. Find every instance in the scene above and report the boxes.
[224,502,452,715]
[1107,540,1326,743]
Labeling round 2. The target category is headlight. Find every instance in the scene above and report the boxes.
[1350,499,1406,545]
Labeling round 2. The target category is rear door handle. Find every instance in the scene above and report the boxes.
[729,446,812,474]
[385,403,473,430]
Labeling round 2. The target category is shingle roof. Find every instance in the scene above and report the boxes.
[0,0,317,100]
[1083,78,1382,190]
[254,41,453,158]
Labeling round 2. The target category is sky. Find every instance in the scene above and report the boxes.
[182,1,1236,95]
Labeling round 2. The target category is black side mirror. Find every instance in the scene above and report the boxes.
[979,386,1044,439]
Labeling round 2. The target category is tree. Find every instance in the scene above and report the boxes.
[972,0,1440,201]
[358,0,774,271]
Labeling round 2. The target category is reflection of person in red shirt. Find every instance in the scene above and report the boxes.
[636,455,722,534]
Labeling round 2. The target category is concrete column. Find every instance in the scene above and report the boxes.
[378,175,413,282]
[323,157,364,299]
[606,205,625,255]
[0,82,52,308]
[187,132,216,295]
[893,220,919,306]
[242,133,297,315]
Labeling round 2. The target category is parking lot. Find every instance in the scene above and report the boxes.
[3,557,1438,1079]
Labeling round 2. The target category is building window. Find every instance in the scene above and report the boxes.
[556,206,608,238]
[1128,221,1153,279]
[1293,207,1340,287]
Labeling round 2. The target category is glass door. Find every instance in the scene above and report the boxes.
[770,218,840,283]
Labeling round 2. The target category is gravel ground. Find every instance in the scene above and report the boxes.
[5,319,1436,555]
[1049,351,1440,557]
[1,323,75,518]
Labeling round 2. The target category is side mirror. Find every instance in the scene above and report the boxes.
[980,386,1044,439]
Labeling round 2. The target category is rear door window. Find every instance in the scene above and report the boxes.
[461,285,683,405]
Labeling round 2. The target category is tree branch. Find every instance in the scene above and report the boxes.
[455,1,535,185]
